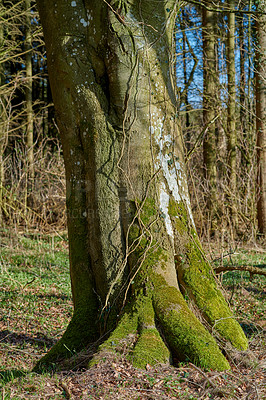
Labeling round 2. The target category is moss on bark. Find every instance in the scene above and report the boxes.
[90,277,230,371]
[131,329,170,368]
[35,0,249,374]
[152,275,230,371]
[179,240,248,351]
[169,200,248,351]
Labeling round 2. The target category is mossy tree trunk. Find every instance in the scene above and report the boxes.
[35,0,248,372]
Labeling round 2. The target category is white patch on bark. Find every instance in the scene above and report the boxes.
[150,115,181,203]
[149,111,196,230]
[160,182,174,238]
[71,1,77,6]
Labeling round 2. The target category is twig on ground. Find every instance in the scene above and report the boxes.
[214,264,266,279]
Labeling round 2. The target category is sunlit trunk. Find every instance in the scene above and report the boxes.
[255,0,266,236]
[35,0,248,372]
[25,0,34,195]
[0,0,6,225]
[227,0,237,229]
[202,3,217,227]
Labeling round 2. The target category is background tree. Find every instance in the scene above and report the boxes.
[226,0,237,230]
[25,0,34,199]
[0,0,24,224]
[202,1,218,228]
[0,0,65,228]
[34,0,248,372]
[1,0,262,239]
[181,10,190,144]
[178,7,198,152]
[255,0,266,236]
[0,0,5,223]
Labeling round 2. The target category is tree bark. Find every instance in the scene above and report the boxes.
[238,3,248,164]
[255,0,266,236]
[25,0,34,194]
[227,0,237,228]
[0,0,6,225]
[202,2,218,227]
[34,0,248,372]
[181,10,190,150]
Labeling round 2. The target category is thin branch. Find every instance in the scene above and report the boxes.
[214,264,266,277]
[185,114,220,163]
[185,0,266,15]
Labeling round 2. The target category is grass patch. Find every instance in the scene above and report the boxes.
[212,247,266,337]
[0,229,72,383]
[0,234,265,399]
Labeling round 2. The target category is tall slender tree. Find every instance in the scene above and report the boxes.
[202,2,218,224]
[181,9,190,147]
[255,0,266,236]
[227,0,237,228]
[25,0,34,196]
[0,0,5,224]
[238,3,247,145]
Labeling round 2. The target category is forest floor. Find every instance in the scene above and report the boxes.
[0,228,265,399]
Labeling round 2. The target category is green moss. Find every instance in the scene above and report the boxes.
[130,294,170,368]
[166,200,248,352]
[139,197,157,225]
[137,293,155,326]
[131,329,170,368]
[88,305,139,367]
[127,198,170,282]
[152,274,230,371]
[180,242,248,351]
[168,199,188,234]
[101,307,138,351]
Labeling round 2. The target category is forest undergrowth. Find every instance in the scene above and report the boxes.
[0,228,265,399]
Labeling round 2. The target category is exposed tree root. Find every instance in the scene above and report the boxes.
[89,277,231,371]
[152,276,230,371]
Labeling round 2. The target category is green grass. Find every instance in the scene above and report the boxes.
[0,232,265,399]
[0,229,72,384]
[213,247,266,338]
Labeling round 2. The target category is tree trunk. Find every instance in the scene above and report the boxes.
[238,4,248,162]
[0,0,6,225]
[181,10,190,150]
[25,0,34,195]
[202,3,218,227]
[247,0,253,130]
[35,0,248,372]
[227,0,237,229]
[255,0,266,236]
